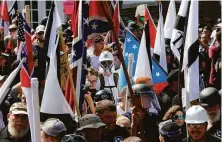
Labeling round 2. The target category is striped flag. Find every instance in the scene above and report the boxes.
[170,0,189,61]
[144,6,156,48]
[44,1,62,58]
[182,0,199,104]
[153,3,167,73]
[66,1,112,112]
[0,0,9,37]
[19,13,33,88]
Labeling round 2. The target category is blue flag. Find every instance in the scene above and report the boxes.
[119,29,140,90]
[151,57,167,84]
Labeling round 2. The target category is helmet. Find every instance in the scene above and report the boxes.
[94,90,114,102]
[132,84,161,110]
[99,51,114,62]
[132,84,152,97]
[185,105,208,124]
[127,21,141,31]
[200,87,221,107]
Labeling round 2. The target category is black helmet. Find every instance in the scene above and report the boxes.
[94,89,114,102]
[127,21,141,31]
[132,84,152,97]
[200,87,221,107]
[132,84,161,110]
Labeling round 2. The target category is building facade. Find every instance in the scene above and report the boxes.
[7,1,66,29]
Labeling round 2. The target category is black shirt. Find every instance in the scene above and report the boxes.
[0,127,31,142]
[183,133,221,142]
[102,125,130,142]
[207,120,221,140]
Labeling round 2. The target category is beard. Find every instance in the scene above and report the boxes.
[8,118,29,138]
[208,110,221,124]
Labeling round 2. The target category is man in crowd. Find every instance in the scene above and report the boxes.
[199,87,221,139]
[87,35,105,71]
[0,102,31,142]
[184,105,220,142]
[131,84,161,142]
[41,118,67,142]
[76,114,106,142]
[96,100,130,142]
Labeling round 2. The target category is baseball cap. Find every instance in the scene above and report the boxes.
[159,120,182,139]
[9,24,17,30]
[76,114,106,131]
[9,102,28,115]
[36,25,45,34]
[41,118,67,137]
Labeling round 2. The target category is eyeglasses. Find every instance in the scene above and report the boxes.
[37,32,44,35]
[88,80,97,84]
[187,123,205,129]
[173,115,185,120]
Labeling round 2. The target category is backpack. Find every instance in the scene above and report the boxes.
[98,72,119,90]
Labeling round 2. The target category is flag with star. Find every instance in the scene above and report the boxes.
[152,57,168,95]
[19,12,33,88]
[119,29,140,90]
[66,1,112,112]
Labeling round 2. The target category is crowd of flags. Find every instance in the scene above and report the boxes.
[0,0,202,123]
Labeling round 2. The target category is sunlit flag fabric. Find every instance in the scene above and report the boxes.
[153,3,167,73]
[0,0,9,37]
[119,29,140,90]
[164,0,176,46]
[170,0,189,61]
[17,12,25,60]
[182,0,199,104]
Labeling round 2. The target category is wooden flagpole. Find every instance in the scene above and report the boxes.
[57,28,81,116]
[100,1,135,105]
[25,6,30,26]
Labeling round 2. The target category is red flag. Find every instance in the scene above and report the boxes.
[19,13,33,88]
[145,7,156,48]
[71,1,79,37]
[112,2,120,42]
[0,1,9,35]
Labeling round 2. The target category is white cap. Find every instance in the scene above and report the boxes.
[99,51,114,62]
[36,25,45,33]
[185,105,208,124]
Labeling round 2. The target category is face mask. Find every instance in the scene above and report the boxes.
[100,61,113,74]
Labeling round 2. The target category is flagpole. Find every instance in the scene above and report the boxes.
[101,1,135,105]
[57,28,81,116]
[25,5,30,26]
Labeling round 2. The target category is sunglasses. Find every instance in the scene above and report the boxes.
[173,115,185,120]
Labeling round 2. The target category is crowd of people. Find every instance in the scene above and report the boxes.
[0,2,221,142]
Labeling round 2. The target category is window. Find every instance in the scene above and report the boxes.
[25,0,38,29]
[46,1,52,17]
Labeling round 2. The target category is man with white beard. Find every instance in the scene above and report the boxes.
[0,102,31,142]
[199,87,221,140]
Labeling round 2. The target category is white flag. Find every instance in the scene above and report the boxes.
[183,0,199,102]
[170,0,189,61]
[164,0,176,40]
[153,4,167,73]
[134,30,152,81]
[40,35,75,118]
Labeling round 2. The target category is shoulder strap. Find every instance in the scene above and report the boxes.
[98,73,105,90]
[113,73,119,87]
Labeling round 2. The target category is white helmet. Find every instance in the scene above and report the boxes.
[99,51,114,62]
[185,105,208,124]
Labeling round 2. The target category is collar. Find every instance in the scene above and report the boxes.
[0,127,12,139]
